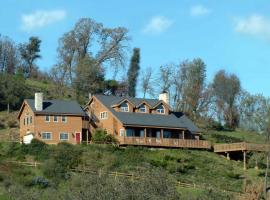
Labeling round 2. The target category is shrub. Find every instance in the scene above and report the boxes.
[6,119,18,128]
[0,118,5,129]
[30,176,50,188]
[211,134,242,143]
[42,142,82,182]
[92,129,118,144]
[21,139,49,160]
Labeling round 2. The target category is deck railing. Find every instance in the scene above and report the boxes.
[121,137,210,149]
[214,142,270,152]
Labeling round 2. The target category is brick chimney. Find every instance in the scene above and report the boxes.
[159,91,169,104]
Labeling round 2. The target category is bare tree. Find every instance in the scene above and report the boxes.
[141,67,154,98]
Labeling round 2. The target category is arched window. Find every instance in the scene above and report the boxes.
[156,104,165,114]
[139,104,146,113]
[120,102,129,112]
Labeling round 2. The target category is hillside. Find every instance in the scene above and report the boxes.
[0,111,268,199]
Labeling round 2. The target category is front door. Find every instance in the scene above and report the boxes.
[75,132,81,144]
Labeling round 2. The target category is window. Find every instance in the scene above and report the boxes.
[120,128,125,137]
[23,118,25,125]
[100,111,108,119]
[120,102,129,112]
[156,105,165,114]
[62,116,67,123]
[26,117,29,125]
[139,104,146,113]
[30,116,32,124]
[42,132,52,140]
[60,132,69,140]
[53,116,58,122]
[45,115,50,122]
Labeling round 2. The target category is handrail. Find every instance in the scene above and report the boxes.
[121,136,210,149]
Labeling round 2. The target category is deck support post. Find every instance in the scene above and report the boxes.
[243,151,247,170]
[226,152,230,160]
[161,129,164,142]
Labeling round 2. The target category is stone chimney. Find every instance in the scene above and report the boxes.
[159,91,169,104]
[35,93,43,111]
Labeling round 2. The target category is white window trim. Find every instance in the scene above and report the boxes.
[120,128,125,137]
[53,116,58,123]
[139,105,146,113]
[61,116,67,123]
[120,102,129,112]
[100,111,108,120]
[45,115,50,122]
[59,132,69,141]
[41,132,52,140]
[157,105,165,114]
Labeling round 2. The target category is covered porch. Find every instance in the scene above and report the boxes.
[119,127,210,149]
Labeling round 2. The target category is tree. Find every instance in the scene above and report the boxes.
[0,35,19,74]
[74,55,105,103]
[141,67,154,98]
[19,36,41,77]
[212,70,241,129]
[127,48,140,97]
[172,58,207,119]
[57,18,130,87]
[158,64,174,93]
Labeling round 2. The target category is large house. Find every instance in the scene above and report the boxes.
[85,93,210,149]
[18,92,210,149]
[18,93,89,144]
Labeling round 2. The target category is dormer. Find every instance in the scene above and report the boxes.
[151,102,169,115]
[112,99,135,112]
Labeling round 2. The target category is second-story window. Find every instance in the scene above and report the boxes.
[53,116,58,122]
[120,102,129,112]
[139,104,146,113]
[62,116,67,123]
[30,116,32,124]
[100,111,108,119]
[45,115,50,122]
[157,105,165,114]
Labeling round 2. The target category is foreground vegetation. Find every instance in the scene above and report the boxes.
[0,136,268,200]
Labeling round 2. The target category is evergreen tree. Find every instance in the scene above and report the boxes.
[127,48,140,97]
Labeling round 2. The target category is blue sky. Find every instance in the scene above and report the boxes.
[1,0,270,96]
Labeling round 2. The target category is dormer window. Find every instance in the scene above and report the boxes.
[157,105,165,114]
[139,104,146,113]
[120,102,129,112]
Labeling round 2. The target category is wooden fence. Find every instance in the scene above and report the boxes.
[3,160,246,198]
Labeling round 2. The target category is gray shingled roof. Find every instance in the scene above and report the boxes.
[26,99,86,116]
[94,95,200,133]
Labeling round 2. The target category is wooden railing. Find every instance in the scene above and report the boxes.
[214,142,270,153]
[121,137,210,149]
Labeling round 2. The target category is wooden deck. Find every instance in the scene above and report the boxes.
[214,142,270,153]
[120,137,211,149]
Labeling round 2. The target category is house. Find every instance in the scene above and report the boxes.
[85,92,210,149]
[17,93,89,144]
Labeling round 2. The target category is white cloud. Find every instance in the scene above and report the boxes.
[21,10,66,31]
[234,14,270,40]
[143,16,173,34]
[190,5,211,17]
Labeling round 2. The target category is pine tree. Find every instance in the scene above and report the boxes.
[127,48,140,97]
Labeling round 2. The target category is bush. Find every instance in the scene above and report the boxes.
[0,118,5,129]
[6,119,18,128]
[211,134,242,143]
[42,142,82,182]
[21,139,49,160]
[92,129,118,144]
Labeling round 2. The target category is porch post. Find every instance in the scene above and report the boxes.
[226,152,230,160]
[144,128,147,143]
[161,129,164,142]
[182,130,185,140]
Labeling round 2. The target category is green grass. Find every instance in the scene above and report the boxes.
[203,129,266,144]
